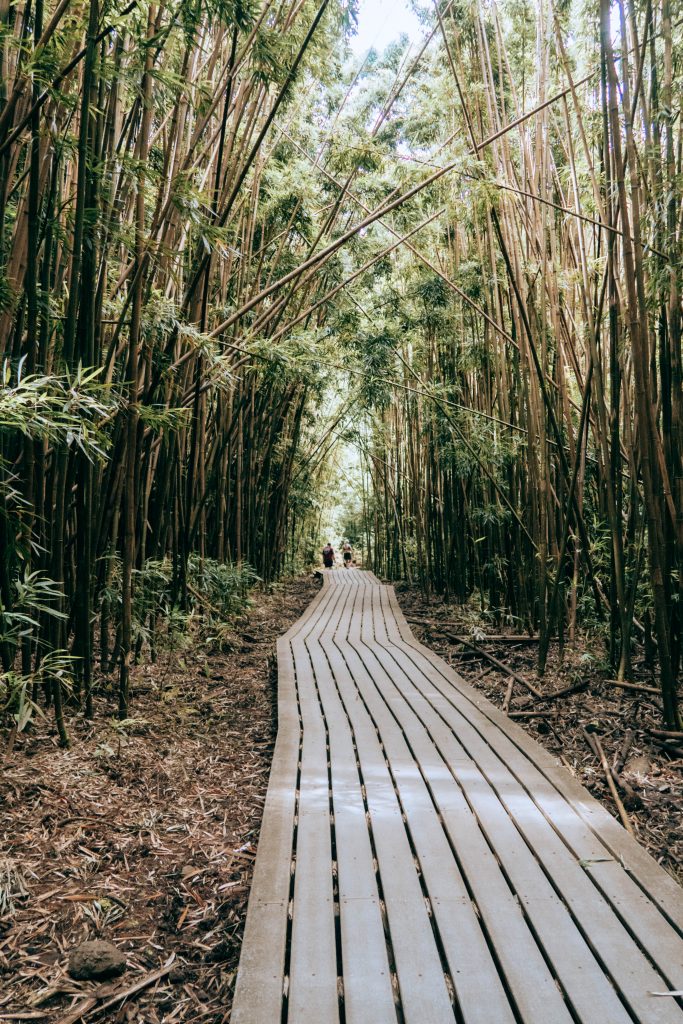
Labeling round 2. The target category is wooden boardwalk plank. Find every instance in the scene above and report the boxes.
[233,571,683,1024]
[303,582,396,1024]
[378,587,683,971]
[288,585,339,1024]
[340,582,547,1024]
[367,586,683,1023]
[356,583,630,1024]
[326,581,455,1024]
[231,586,329,1024]
[385,586,683,932]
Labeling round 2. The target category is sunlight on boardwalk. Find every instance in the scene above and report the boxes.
[232,571,683,1024]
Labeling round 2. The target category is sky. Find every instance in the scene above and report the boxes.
[350,0,424,55]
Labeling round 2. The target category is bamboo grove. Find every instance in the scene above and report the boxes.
[0,0,681,739]
[0,0,361,740]
[339,0,683,727]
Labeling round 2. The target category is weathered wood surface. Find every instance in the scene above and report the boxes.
[232,570,683,1023]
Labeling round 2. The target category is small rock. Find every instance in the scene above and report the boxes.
[625,754,651,776]
[68,940,127,980]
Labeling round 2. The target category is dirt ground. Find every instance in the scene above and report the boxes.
[394,583,683,882]
[2,573,680,1024]
[0,575,319,1024]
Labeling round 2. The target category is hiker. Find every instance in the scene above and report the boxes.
[342,540,353,568]
[322,542,335,569]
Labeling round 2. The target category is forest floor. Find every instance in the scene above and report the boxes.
[3,573,680,1024]
[394,583,683,882]
[0,574,319,1024]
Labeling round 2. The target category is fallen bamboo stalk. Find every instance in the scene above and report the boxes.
[474,72,595,152]
[651,744,683,758]
[509,711,555,719]
[614,730,634,774]
[517,680,589,709]
[53,1000,98,1024]
[651,735,683,748]
[441,632,543,699]
[502,677,514,714]
[471,665,495,682]
[538,680,589,703]
[646,728,683,740]
[605,679,660,696]
[0,1014,53,1021]
[583,729,635,836]
[187,583,227,619]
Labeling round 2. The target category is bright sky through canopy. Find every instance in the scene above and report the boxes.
[350,0,424,54]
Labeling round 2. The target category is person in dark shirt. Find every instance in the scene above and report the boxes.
[322,542,335,568]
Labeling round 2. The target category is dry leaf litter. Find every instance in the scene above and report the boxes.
[0,575,319,1024]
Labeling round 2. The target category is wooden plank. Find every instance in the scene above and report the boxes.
[385,586,683,932]
[232,583,330,1024]
[325,580,455,1024]
[305,582,397,1024]
[337,584,559,1024]
[363,586,633,1023]
[381,585,683,954]
[370,585,683,1023]
[397,639,683,982]
[236,572,683,1024]
[288,584,340,1023]
[351,585,600,1024]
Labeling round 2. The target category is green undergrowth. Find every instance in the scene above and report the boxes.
[1,558,263,735]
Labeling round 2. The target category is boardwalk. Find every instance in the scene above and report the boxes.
[232,570,683,1024]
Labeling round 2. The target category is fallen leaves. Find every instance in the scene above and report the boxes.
[0,576,319,1023]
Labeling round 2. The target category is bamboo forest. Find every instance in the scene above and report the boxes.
[1,0,682,1019]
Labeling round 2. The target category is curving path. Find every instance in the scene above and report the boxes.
[232,569,683,1024]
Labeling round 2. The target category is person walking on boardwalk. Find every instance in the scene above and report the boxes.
[342,540,353,568]
[322,542,335,569]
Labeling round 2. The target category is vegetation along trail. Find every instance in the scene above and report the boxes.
[0,0,681,1018]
